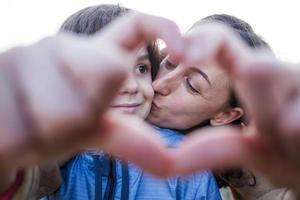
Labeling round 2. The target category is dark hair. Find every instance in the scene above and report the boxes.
[193,14,270,51]
[59,4,160,79]
[194,14,271,125]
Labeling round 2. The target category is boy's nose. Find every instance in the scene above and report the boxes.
[119,74,138,95]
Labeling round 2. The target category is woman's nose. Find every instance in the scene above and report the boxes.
[119,74,138,95]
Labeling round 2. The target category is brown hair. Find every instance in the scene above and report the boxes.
[59,4,160,79]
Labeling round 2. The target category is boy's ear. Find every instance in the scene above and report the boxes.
[210,107,244,126]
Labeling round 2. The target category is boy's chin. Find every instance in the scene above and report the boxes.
[111,106,138,115]
[111,106,150,120]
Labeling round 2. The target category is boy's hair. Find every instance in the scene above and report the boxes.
[59,4,160,79]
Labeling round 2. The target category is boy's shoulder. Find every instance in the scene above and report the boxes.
[153,126,184,147]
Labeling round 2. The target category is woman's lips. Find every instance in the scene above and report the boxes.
[151,102,160,111]
[111,103,141,114]
[152,102,159,109]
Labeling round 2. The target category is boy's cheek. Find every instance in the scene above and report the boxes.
[140,101,152,119]
[141,81,154,101]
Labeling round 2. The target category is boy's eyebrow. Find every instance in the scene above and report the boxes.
[190,67,211,85]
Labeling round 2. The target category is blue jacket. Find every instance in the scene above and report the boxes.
[44,127,222,200]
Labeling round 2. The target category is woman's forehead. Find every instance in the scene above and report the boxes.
[203,64,225,76]
[189,63,226,78]
[198,65,230,90]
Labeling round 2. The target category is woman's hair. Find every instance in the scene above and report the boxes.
[194,14,271,125]
[193,14,270,50]
[59,4,160,79]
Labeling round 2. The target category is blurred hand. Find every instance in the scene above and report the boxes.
[0,12,183,176]
[171,23,300,192]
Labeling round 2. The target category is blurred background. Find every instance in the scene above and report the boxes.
[0,0,299,63]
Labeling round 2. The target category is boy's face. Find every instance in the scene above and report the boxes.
[111,47,154,119]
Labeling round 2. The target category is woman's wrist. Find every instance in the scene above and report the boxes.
[0,169,18,195]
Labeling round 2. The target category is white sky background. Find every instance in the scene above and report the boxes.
[0,0,299,64]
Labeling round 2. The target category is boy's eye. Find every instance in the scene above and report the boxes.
[136,64,149,74]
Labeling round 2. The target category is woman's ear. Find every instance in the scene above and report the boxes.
[210,107,244,126]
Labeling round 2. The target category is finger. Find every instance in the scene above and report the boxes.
[182,23,252,74]
[172,126,300,191]
[94,12,184,62]
[234,58,288,137]
[14,45,99,146]
[0,34,129,167]
[278,79,300,163]
[172,127,255,175]
[90,113,173,177]
[236,60,300,168]
[38,36,127,113]
[0,50,29,170]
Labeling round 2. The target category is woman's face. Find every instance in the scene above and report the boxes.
[111,47,154,119]
[147,57,232,130]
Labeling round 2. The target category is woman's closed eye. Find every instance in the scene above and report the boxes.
[185,77,201,94]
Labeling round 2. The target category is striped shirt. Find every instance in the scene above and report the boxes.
[44,127,222,200]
